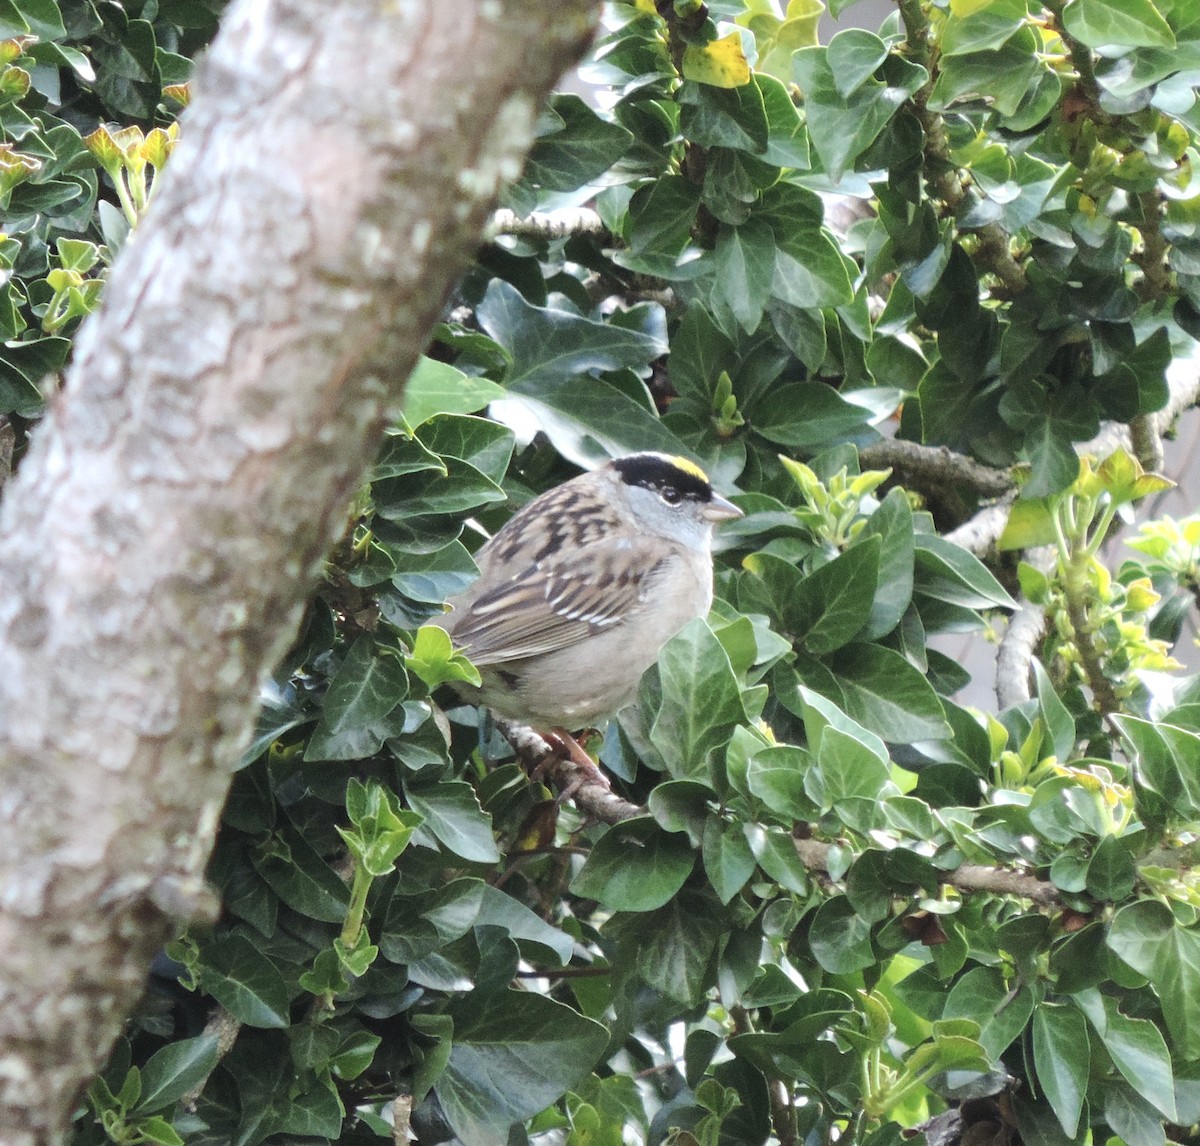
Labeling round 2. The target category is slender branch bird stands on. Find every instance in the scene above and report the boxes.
[442,453,743,782]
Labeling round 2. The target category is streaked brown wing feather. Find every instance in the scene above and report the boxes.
[447,536,669,665]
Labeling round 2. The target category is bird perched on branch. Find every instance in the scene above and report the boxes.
[442,452,742,772]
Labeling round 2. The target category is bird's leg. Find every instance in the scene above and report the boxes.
[538,727,611,802]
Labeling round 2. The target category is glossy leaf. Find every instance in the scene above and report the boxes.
[197,936,290,1030]
[571,817,695,911]
[438,992,608,1146]
[650,618,746,780]
[1073,989,1177,1120]
[1108,901,1200,1059]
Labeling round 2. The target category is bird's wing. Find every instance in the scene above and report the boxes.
[445,536,674,665]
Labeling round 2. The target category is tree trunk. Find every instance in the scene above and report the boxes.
[0,1,595,1140]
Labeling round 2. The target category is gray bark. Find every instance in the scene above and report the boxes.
[0,1,595,1140]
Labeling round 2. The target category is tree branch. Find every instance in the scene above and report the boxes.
[0,1,597,1140]
[944,498,1015,558]
[492,718,643,823]
[995,547,1054,709]
[859,439,1014,498]
[792,837,1063,908]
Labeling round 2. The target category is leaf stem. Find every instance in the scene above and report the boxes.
[341,863,372,948]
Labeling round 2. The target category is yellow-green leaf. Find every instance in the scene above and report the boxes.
[998,498,1056,550]
[682,32,751,88]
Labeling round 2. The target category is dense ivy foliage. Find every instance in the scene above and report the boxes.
[6,0,1200,1143]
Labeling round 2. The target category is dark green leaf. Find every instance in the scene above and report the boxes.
[197,936,290,1030]
[826,29,887,98]
[812,726,893,808]
[524,94,632,191]
[714,218,774,333]
[794,539,880,655]
[809,896,875,973]
[1032,1002,1089,1138]
[751,383,872,449]
[404,780,501,864]
[133,1035,221,1114]
[941,0,1027,55]
[913,535,1018,610]
[793,46,925,180]
[702,816,758,904]
[857,488,915,640]
[636,890,722,1005]
[438,991,608,1145]
[678,78,769,152]
[1085,835,1136,901]
[571,817,695,911]
[1073,988,1177,1120]
[649,618,746,781]
[629,175,702,256]
[315,636,405,734]
[1062,0,1175,49]
[1108,901,1200,1059]
[1033,659,1075,763]
[251,828,350,923]
[822,644,951,743]
[943,966,1034,1060]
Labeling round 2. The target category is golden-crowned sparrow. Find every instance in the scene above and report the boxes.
[442,452,742,738]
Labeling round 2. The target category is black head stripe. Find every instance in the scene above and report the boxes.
[611,453,713,503]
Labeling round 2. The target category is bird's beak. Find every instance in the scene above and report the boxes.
[703,493,743,522]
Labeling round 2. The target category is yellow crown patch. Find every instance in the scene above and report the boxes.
[668,455,710,483]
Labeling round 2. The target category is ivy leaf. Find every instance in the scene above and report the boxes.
[315,636,406,732]
[677,78,769,152]
[438,992,608,1146]
[714,218,774,333]
[404,779,501,864]
[571,817,695,911]
[792,45,925,180]
[682,32,751,89]
[523,94,632,191]
[826,29,887,98]
[478,278,665,394]
[133,1035,221,1114]
[403,358,505,428]
[650,617,746,781]
[636,891,722,1004]
[821,644,951,744]
[702,816,758,904]
[197,936,290,1030]
[793,538,880,655]
[1073,988,1177,1120]
[914,535,1017,610]
[944,966,1034,1059]
[809,897,875,973]
[941,0,1027,55]
[751,382,872,448]
[1032,1003,1089,1137]
[858,488,915,639]
[1062,0,1175,50]
[1108,901,1200,1059]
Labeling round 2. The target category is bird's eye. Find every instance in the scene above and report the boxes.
[660,487,682,506]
